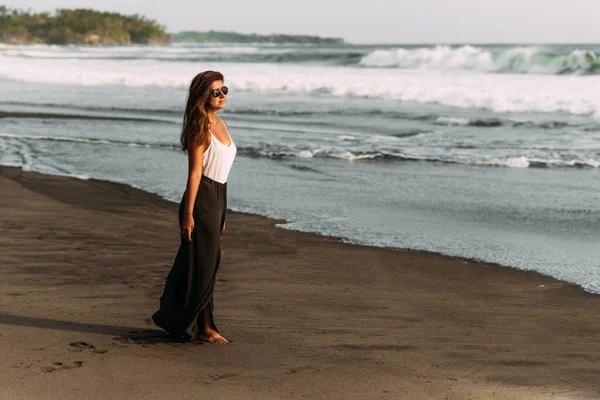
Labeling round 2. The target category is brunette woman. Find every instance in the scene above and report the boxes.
[152,71,236,344]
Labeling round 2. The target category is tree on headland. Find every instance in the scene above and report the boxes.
[0,5,345,46]
[0,6,171,45]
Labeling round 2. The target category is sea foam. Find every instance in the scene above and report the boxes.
[1,46,600,118]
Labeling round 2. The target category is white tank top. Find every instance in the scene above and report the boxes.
[202,122,237,184]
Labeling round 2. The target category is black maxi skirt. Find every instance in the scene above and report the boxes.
[151,175,227,340]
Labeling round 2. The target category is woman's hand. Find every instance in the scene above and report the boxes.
[221,219,226,233]
[181,213,194,241]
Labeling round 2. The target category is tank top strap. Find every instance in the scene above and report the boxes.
[221,119,231,134]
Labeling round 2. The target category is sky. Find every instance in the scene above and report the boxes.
[6,0,600,44]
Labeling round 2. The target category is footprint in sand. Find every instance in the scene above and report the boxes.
[69,341,107,354]
[208,373,238,382]
[41,360,84,373]
[285,365,320,374]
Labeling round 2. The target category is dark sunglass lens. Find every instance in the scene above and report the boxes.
[211,89,220,97]
[221,86,229,95]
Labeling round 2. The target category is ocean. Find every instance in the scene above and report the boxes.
[1,42,599,292]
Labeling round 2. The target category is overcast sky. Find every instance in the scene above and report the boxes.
[6,0,599,44]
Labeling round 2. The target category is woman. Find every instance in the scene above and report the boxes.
[152,71,237,344]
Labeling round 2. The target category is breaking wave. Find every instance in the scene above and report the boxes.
[360,45,600,75]
[2,43,600,74]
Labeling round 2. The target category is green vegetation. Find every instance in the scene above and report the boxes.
[172,31,345,45]
[0,6,170,45]
[0,5,345,46]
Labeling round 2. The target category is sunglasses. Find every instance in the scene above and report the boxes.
[210,86,229,98]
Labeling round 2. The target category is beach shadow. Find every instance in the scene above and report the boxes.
[0,312,143,335]
[0,312,194,345]
[116,330,203,346]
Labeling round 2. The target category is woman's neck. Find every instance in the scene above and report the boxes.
[207,111,219,125]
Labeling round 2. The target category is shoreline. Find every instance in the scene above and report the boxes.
[2,165,600,399]
[3,163,596,296]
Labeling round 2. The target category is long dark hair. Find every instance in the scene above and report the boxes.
[180,71,224,152]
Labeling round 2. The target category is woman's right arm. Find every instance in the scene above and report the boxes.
[181,142,205,241]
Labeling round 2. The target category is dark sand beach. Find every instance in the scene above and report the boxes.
[1,165,600,399]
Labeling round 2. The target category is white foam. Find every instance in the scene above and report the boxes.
[484,156,530,168]
[332,152,378,161]
[296,150,314,158]
[434,116,470,126]
[1,48,600,118]
[338,135,358,141]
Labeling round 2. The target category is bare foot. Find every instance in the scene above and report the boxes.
[198,329,229,344]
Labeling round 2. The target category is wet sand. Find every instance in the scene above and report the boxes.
[1,165,600,400]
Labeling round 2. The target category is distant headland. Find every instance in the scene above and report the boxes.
[0,6,170,45]
[0,6,345,45]
[172,31,345,45]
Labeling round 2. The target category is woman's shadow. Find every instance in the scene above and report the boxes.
[0,312,199,345]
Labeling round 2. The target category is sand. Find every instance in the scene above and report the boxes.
[1,165,600,400]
